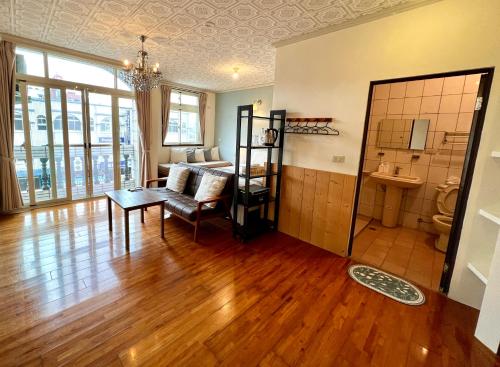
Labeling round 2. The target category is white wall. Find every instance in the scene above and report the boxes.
[149,88,216,179]
[272,0,500,309]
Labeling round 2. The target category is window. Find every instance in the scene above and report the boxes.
[36,115,47,130]
[53,114,82,131]
[15,48,45,77]
[164,90,202,145]
[47,54,115,88]
[15,113,23,130]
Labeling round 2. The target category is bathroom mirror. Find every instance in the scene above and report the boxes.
[376,118,430,150]
[409,119,430,150]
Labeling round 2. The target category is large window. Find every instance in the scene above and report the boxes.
[163,90,202,146]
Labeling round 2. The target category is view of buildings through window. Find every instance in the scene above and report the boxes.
[14,47,139,205]
[164,90,202,145]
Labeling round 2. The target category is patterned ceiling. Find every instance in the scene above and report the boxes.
[1,0,434,91]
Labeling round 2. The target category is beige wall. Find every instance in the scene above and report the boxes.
[149,88,216,179]
[272,0,500,309]
[358,75,478,232]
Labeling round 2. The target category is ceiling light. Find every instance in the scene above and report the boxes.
[122,35,162,91]
[232,67,239,80]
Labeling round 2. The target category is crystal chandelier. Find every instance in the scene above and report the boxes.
[122,35,162,91]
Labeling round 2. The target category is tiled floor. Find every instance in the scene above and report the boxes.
[352,220,445,291]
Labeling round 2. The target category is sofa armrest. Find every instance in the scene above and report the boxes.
[146,177,168,188]
[196,194,233,220]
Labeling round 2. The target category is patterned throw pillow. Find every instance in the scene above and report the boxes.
[170,148,187,163]
[194,149,206,162]
[166,165,190,193]
[203,148,212,161]
[194,173,228,208]
[186,148,197,163]
[211,146,220,161]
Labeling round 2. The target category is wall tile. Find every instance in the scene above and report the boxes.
[456,112,473,132]
[375,191,385,205]
[387,98,404,114]
[365,146,382,160]
[406,80,424,97]
[442,75,465,95]
[364,159,380,172]
[414,152,431,166]
[436,113,458,132]
[402,212,419,229]
[381,149,396,162]
[405,196,424,213]
[396,150,413,164]
[403,97,422,114]
[423,78,444,96]
[390,82,406,98]
[374,84,390,99]
[430,150,451,167]
[424,184,437,200]
[372,99,388,115]
[439,95,462,113]
[373,205,383,220]
[409,164,429,181]
[422,199,437,216]
[464,74,481,94]
[420,96,441,114]
[367,130,377,146]
[448,167,463,179]
[370,115,385,130]
[460,93,477,113]
[428,166,448,184]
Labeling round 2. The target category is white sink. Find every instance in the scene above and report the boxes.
[370,172,423,189]
[369,172,423,227]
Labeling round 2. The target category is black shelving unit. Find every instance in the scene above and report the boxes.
[233,105,286,241]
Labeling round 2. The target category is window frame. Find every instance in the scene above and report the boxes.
[162,89,203,147]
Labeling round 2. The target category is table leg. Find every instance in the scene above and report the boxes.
[160,202,165,239]
[141,208,145,223]
[125,209,130,251]
[107,197,112,232]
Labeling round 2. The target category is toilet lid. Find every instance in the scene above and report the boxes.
[436,184,459,216]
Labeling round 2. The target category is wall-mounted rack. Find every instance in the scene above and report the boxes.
[284,118,339,136]
[443,131,469,145]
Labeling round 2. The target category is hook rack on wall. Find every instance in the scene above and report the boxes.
[284,118,339,136]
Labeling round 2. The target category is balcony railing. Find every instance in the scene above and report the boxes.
[14,145,138,203]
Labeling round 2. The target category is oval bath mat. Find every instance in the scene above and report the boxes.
[348,264,425,306]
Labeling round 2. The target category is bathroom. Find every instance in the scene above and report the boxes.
[352,72,481,291]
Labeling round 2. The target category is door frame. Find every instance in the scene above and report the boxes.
[347,67,495,294]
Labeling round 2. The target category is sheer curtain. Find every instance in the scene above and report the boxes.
[135,90,151,186]
[0,40,23,211]
[161,85,172,144]
[198,92,207,144]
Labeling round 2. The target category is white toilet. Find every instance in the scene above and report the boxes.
[432,177,460,252]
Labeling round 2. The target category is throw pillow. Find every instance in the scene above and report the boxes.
[166,165,190,193]
[210,146,220,161]
[203,148,212,161]
[194,173,228,208]
[186,148,197,163]
[194,149,206,162]
[170,148,187,163]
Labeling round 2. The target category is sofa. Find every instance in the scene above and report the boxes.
[146,163,234,242]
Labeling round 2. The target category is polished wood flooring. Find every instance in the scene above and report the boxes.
[0,200,498,366]
[352,221,445,291]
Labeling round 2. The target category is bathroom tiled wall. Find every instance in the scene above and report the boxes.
[358,74,480,233]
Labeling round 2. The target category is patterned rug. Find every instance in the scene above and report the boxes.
[348,264,425,306]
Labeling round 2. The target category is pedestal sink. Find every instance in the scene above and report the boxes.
[369,172,423,227]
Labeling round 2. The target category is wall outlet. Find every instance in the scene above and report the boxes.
[332,155,345,163]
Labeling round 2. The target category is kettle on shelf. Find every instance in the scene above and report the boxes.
[261,128,279,146]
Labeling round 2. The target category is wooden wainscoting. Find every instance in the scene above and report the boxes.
[278,165,357,256]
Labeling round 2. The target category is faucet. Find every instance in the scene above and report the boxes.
[394,166,401,175]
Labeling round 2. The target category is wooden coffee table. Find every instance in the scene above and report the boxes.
[105,189,166,250]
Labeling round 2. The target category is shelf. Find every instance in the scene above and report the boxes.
[491,151,500,158]
[479,204,500,226]
[467,262,489,285]
[239,172,278,179]
[241,115,280,120]
[239,145,280,149]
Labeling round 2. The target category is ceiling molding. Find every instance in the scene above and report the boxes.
[216,82,275,94]
[273,0,442,48]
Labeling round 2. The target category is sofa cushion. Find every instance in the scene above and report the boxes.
[150,189,214,221]
[186,148,196,163]
[194,173,228,208]
[177,162,233,199]
[166,164,190,193]
[170,147,187,163]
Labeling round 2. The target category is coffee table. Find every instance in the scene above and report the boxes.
[105,189,166,250]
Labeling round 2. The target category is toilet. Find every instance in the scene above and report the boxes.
[432,177,460,252]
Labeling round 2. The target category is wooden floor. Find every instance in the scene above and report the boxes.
[0,200,498,366]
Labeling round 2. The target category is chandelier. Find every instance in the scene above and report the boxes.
[122,35,162,91]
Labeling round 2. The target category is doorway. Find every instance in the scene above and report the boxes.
[14,82,139,206]
[348,68,494,293]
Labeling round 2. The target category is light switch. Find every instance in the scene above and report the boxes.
[332,155,345,163]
